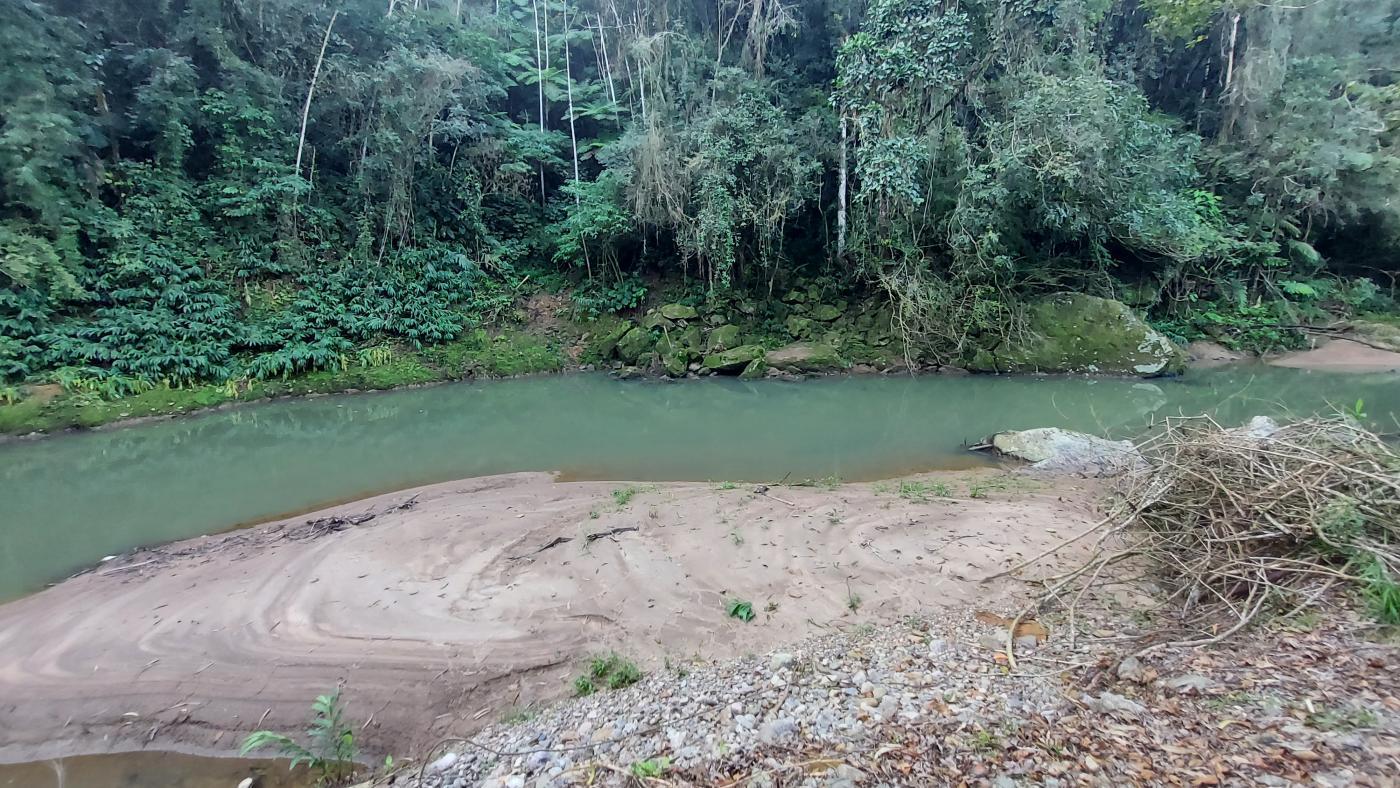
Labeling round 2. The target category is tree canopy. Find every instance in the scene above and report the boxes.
[1,0,1396,389]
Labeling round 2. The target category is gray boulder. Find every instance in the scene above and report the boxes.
[990,427,1143,476]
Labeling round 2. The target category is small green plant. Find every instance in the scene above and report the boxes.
[1351,398,1368,420]
[727,599,756,622]
[240,689,357,784]
[729,529,744,546]
[716,480,738,490]
[896,480,951,502]
[826,510,844,525]
[1307,705,1379,731]
[847,592,863,612]
[575,652,642,695]
[611,485,650,509]
[573,675,597,697]
[630,757,670,778]
[969,729,1001,753]
[355,344,395,368]
[588,509,600,519]
[764,600,779,613]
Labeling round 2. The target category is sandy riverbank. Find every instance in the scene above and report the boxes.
[0,470,1100,763]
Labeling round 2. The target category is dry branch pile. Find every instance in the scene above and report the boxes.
[1024,416,1400,651]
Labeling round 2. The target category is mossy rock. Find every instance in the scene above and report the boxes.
[659,303,699,320]
[616,326,657,364]
[662,350,690,377]
[785,315,815,339]
[640,311,673,331]
[968,294,1186,377]
[584,321,634,362]
[702,344,765,374]
[781,289,807,304]
[738,358,768,380]
[809,304,842,322]
[679,325,704,353]
[764,343,850,373]
[706,324,743,352]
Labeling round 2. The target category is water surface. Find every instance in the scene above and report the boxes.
[2,367,1395,600]
[0,752,308,787]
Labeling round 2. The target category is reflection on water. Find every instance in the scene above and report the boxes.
[1,366,1395,599]
[0,752,308,788]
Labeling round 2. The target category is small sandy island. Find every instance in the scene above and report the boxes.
[0,469,1099,763]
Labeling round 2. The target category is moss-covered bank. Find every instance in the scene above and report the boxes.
[0,330,571,436]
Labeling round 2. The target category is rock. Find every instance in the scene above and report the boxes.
[927,638,949,656]
[764,343,850,374]
[769,652,797,671]
[588,321,633,361]
[616,326,656,364]
[967,294,1187,377]
[989,427,1143,476]
[739,358,768,380]
[1187,340,1244,367]
[237,779,254,788]
[1234,415,1280,440]
[809,304,842,322]
[1164,674,1218,695]
[706,324,743,352]
[659,303,699,320]
[1085,691,1147,718]
[640,311,673,331]
[1116,656,1147,683]
[781,289,807,303]
[662,351,689,377]
[702,345,765,374]
[1014,634,1040,651]
[613,365,643,380]
[427,752,459,773]
[758,717,798,744]
[785,315,815,339]
[1353,320,1400,352]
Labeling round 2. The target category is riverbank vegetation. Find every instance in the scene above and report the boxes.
[2,0,1398,407]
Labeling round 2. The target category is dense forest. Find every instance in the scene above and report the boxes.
[2,0,1397,393]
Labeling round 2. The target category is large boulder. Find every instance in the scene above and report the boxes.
[615,326,656,364]
[659,303,699,320]
[968,294,1186,377]
[989,428,1142,476]
[764,343,850,373]
[808,303,842,322]
[702,344,765,373]
[706,324,742,352]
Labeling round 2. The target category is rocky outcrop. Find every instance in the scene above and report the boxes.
[702,345,765,373]
[968,294,1186,377]
[615,326,656,364]
[764,343,849,374]
[659,303,699,321]
[988,427,1143,476]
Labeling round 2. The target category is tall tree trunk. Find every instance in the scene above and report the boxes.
[295,11,338,180]
[564,0,581,202]
[1218,10,1242,144]
[532,0,547,205]
[837,113,848,259]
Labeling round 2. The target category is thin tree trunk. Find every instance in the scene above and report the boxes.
[532,0,547,205]
[593,14,617,114]
[563,1,581,202]
[1219,11,1241,143]
[295,11,338,179]
[837,113,848,259]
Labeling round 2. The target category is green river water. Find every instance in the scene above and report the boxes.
[1,366,1396,602]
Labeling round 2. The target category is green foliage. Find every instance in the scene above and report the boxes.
[240,690,357,784]
[630,757,671,778]
[575,652,642,695]
[0,0,1396,389]
[727,599,756,622]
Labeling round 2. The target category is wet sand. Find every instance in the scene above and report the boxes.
[0,470,1100,763]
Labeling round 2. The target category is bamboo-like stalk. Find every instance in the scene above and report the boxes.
[294,11,339,180]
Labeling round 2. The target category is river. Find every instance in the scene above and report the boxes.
[1,366,1395,601]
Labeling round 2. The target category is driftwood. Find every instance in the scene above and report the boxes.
[994,415,1400,664]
